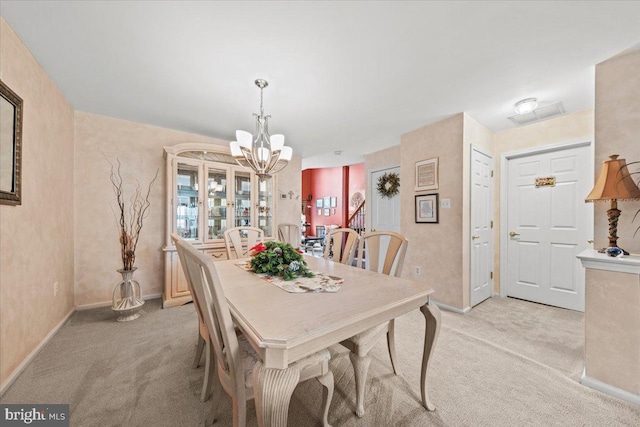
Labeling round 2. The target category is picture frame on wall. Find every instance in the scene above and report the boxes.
[331,208,336,215]
[324,208,330,216]
[323,196,330,207]
[330,197,337,208]
[415,157,439,191]
[415,193,439,223]
[317,208,322,215]
[316,199,323,208]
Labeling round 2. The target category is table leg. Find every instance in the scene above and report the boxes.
[419,302,441,411]
[253,361,300,427]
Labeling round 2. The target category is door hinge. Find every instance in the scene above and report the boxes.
[490,271,493,279]
[491,170,494,178]
[490,220,493,229]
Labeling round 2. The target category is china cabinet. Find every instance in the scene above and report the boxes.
[163,143,276,307]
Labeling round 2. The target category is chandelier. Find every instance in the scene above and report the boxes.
[230,79,292,179]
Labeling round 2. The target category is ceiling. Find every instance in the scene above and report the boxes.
[2,2,639,169]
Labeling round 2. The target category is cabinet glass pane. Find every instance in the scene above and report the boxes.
[207,168,227,240]
[257,177,273,237]
[176,163,199,240]
[234,171,252,228]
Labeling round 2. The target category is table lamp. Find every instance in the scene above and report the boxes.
[585,154,640,255]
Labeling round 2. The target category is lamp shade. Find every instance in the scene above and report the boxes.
[585,155,640,202]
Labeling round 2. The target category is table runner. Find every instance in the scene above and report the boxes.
[236,262,343,293]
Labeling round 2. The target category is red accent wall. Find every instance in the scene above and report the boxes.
[301,163,365,236]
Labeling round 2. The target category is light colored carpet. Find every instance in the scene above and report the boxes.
[1,297,638,426]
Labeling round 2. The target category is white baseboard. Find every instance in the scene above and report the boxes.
[431,300,471,315]
[0,307,75,396]
[75,293,162,311]
[581,369,640,406]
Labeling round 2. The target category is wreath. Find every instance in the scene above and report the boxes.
[376,172,400,198]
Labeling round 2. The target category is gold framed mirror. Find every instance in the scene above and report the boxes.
[0,80,23,205]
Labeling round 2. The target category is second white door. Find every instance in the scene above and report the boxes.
[471,148,493,307]
[505,144,591,312]
[370,167,401,233]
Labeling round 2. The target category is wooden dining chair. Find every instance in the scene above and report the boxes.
[171,234,216,403]
[323,228,359,265]
[277,223,301,248]
[340,230,408,417]
[223,226,264,259]
[173,235,335,427]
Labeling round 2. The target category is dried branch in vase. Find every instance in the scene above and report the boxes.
[108,158,159,271]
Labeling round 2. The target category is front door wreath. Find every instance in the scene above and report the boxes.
[376,172,400,198]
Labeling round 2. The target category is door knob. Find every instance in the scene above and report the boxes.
[509,231,520,237]
[587,239,594,244]
[472,235,480,240]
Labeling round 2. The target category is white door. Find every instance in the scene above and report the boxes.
[370,167,401,233]
[470,148,493,307]
[505,144,591,311]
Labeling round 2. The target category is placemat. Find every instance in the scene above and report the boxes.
[236,262,343,293]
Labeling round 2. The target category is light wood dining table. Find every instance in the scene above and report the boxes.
[215,254,441,427]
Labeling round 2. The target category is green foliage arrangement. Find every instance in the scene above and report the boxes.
[249,241,314,281]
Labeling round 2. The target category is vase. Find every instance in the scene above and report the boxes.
[111,268,145,322]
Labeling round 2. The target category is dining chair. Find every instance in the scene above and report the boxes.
[277,223,301,248]
[223,226,264,259]
[171,234,216,403]
[340,230,408,417]
[323,228,359,265]
[173,235,335,427]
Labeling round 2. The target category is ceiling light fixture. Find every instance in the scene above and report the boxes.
[230,79,292,179]
[514,98,538,115]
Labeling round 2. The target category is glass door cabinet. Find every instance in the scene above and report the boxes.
[163,143,277,307]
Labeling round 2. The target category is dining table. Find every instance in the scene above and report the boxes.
[216,254,441,427]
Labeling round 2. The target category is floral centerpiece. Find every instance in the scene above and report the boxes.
[249,241,314,281]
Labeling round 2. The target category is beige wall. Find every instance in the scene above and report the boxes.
[595,48,640,254]
[492,110,594,292]
[400,114,465,309]
[74,112,303,307]
[73,112,227,306]
[0,17,75,387]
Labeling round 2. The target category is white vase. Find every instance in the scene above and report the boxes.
[111,268,145,322]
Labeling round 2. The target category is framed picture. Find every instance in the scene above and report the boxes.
[415,194,439,223]
[323,196,330,207]
[324,208,330,216]
[0,80,23,205]
[415,157,439,191]
[331,208,336,215]
[316,198,323,208]
[317,208,322,215]
[330,197,337,207]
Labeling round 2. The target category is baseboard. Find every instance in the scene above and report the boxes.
[581,369,640,406]
[0,307,75,396]
[431,300,471,315]
[75,293,162,311]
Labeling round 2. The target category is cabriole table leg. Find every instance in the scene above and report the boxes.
[420,302,441,411]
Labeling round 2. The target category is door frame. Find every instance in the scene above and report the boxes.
[366,165,400,234]
[499,140,593,298]
[469,145,494,306]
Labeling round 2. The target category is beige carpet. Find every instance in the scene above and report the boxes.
[1,297,638,426]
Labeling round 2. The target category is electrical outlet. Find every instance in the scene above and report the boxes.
[414,266,422,276]
[441,199,451,209]
[53,282,59,297]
